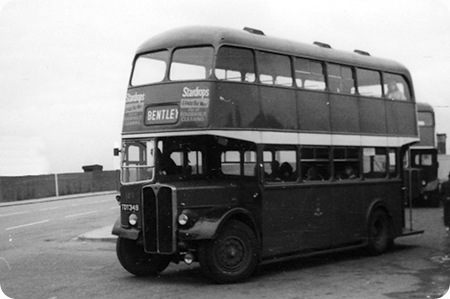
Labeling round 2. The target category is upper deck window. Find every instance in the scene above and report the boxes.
[327,64,355,94]
[295,58,325,90]
[215,46,256,82]
[357,69,382,98]
[384,73,410,100]
[418,111,434,126]
[169,47,214,81]
[131,50,168,86]
[257,51,293,86]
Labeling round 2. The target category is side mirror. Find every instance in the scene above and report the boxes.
[113,148,121,156]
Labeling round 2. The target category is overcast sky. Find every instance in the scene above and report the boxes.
[0,0,449,176]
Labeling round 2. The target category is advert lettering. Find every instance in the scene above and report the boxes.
[182,87,210,98]
[126,92,145,103]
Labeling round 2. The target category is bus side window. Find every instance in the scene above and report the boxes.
[243,150,257,176]
[221,149,257,177]
[333,147,360,180]
[259,74,274,85]
[257,51,293,87]
[294,58,326,91]
[170,47,214,81]
[221,151,241,175]
[383,73,410,101]
[357,69,382,98]
[215,46,256,83]
[301,147,331,182]
[327,64,355,94]
[187,150,203,175]
[363,148,387,179]
[389,149,398,178]
[263,147,297,183]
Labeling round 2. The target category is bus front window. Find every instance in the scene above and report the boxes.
[131,50,168,86]
[121,140,155,183]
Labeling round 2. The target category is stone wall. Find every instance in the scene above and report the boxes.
[0,170,120,202]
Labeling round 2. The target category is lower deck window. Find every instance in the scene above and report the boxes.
[301,147,330,181]
[221,150,257,177]
[333,147,360,180]
[263,148,297,182]
[363,148,387,179]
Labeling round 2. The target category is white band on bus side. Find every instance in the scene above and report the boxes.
[121,130,419,148]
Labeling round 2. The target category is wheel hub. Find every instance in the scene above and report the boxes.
[219,238,245,268]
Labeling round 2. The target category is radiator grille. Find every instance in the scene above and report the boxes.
[142,185,175,254]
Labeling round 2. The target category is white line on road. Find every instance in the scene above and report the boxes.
[5,219,50,231]
[0,211,29,218]
[64,210,98,219]
[83,201,103,205]
[39,207,60,211]
[0,257,11,270]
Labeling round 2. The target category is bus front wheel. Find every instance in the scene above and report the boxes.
[198,220,259,284]
[116,237,170,276]
[366,209,393,255]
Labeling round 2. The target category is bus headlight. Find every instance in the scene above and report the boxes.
[177,210,199,227]
[178,213,189,226]
[128,214,138,226]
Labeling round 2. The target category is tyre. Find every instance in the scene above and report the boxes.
[198,220,259,284]
[366,209,393,255]
[116,237,170,276]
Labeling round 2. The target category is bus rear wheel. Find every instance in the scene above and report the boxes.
[116,237,170,276]
[366,209,393,255]
[198,220,259,284]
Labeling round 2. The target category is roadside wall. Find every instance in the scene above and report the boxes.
[0,170,120,203]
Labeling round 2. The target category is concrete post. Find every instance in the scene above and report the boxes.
[54,173,59,197]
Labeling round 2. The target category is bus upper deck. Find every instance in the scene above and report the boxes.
[123,26,418,148]
[415,102,436,148]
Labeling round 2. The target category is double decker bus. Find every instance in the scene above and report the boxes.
[405,102,439,207]
[112,26,422,283]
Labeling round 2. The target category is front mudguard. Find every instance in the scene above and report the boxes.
[178,207,256,241]
[111,217,140,240]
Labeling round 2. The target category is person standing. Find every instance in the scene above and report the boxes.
[440,172,450,228]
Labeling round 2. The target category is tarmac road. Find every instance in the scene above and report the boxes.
[0,194,449,299]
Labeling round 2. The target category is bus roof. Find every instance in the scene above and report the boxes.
[416,102,434,113]
[137,26,411,76]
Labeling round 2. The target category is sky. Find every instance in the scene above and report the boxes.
[0,0,449,176]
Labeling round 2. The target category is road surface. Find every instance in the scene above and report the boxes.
[0,194,449,299]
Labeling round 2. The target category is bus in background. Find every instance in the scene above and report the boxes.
[112,26,423,283]
[405,102,439,207]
